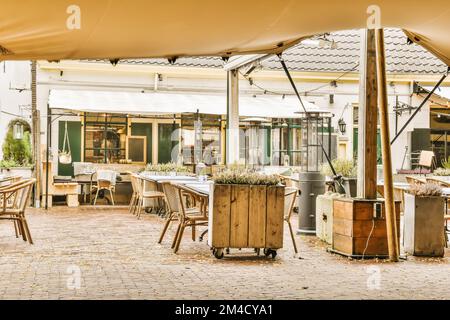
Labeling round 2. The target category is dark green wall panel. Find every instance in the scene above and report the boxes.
[58,121,82,176]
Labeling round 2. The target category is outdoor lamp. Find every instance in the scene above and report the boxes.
[13,122,24,140]
[338,118,346,134]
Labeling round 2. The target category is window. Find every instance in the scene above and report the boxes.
[84,113,128,164]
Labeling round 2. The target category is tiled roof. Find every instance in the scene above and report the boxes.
[84,29,448,75]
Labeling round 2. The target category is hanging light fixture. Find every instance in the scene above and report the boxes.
[13,122,24,140]
[338,118,346,134]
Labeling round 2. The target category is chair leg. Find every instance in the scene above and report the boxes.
[22,218,33,245]
[171,223,182,249]
[93,189,100,205]
[192,225,196,241]
[129,194,135,213]
[158,212,173,244]
[287,220,298,254]
[137,197,143,219]
[109,189,115,205]
[174,223,186,253]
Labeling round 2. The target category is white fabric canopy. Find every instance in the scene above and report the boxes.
[48,89,328,118]
[0,1,449,66]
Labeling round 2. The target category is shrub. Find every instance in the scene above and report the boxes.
[321,158,357,178]
[408,183,442,197]
[1,119,32,166]
[442,156,450,169]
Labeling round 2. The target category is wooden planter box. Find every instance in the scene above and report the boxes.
[210,184,285,250]
[332,198,401,258]
[404,194,445,257]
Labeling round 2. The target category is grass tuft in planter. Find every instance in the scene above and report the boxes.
[213,169,281,186]
[407,183,442,197]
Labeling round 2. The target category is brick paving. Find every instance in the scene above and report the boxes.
[0,206,449,300]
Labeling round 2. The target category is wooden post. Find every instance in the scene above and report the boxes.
[357,29,378,199]
[31,61,41,208]
[226,70,240,165]
[375,29,399,262]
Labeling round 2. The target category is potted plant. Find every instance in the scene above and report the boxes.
[321,158,357,197]
[404,183,445,257]
[209,169,284,259]
[0,119,33,179]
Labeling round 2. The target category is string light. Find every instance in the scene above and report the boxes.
[240,62,359,97]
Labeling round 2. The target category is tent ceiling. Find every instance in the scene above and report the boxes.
[0,1,449,66]
[48,89,327,118]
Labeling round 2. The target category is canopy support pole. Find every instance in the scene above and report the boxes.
[357,29,378,199]
[226,69,240,165]
[376,28,399,262]
[278,55,308,115]
[45,104,51,210]
[390,71,448,145]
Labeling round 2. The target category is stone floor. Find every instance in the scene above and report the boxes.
[0,206,448,300]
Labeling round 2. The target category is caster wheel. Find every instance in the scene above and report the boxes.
[271,250,277,259]
[214,249,224,259]
[263,248,270,256]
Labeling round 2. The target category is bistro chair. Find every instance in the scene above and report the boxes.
[158,182,201,244]
[93,170,117,205]
[284,187,299,254]
[0,178,35,244]
[132,174,166,219]
[171,183,208,253]
[128,173,139,214]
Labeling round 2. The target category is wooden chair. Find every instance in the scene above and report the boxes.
[158,182,201,244]
[284,187,299,254]
[0,179,35,244]
[132,174,166,219]
[171,183,208,253]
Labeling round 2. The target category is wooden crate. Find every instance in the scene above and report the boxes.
[332,198,401,257]
[211,184,284,249]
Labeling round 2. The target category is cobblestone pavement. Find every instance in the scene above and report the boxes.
[0,206,448,300]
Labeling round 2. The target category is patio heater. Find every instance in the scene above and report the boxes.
[297,111,333,234]
[243,117,271,168]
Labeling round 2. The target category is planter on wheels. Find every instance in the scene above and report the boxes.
[209,184,285,259]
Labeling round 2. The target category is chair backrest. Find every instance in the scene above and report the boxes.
[419,150,435,168]
[96,170,117,186]
[17,179,35,212]
[284,187,297,220]
[161,181,180,213]
[0,178,35,212]
[131,174,142,195]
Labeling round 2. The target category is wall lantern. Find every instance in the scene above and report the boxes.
[338,118,346,134]
[13,122,24,140]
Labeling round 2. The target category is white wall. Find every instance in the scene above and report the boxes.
[0,61,32,159]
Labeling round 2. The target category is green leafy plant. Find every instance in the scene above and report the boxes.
[1,119,32,167]
[0,159,21,169]
[213,168,281,186]
[441,156,450,169]
[320,158,357,178]
[408,183,442,197]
